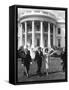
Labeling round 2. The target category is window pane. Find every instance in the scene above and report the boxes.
[35,21,40,31]
[22,22,25,32]
[43,22,48,32]
[58,28,61,34]
[37,39,40,46]
[27,21,32,32]
[51,35,53,47]
[58,39,61,47]
[44,40,47,47]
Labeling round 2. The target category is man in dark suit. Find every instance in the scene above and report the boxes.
[24,48,32,77]
[61,51,66,72]
[35,47,43,76]
[18,46,25,64]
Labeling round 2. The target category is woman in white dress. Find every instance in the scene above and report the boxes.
[43,48,56,76]
[43,48,49,76]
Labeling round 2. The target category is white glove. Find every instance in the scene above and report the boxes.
[21,64,24,66]
[30,62,32,64]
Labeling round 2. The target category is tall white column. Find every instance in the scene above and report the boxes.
[25,21,27,48]
[18,23,23,49]
[40,21,44,48]
[55,26,57,47]
[48,23,51,48]
[32,20,35,48]
[53,24,56,46]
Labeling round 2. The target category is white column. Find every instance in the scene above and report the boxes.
[32,20,35,48]
[25,21,27,48]
[55,26,57,47]
[40,21,44,48]
[48,23,51,48]
[18,23,23,49]
[53,24,56,46]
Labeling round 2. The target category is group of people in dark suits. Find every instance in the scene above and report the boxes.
[18,46,44,77]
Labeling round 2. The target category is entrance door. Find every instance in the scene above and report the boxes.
[37,38,40,46]
[45,40,47,47]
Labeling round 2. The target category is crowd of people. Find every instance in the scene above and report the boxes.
[18,46,66,78]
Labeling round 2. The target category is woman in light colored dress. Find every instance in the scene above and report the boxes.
[43,48,49,76]
[43,48,56,76]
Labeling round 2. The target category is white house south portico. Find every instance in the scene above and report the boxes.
[18,9,65,49]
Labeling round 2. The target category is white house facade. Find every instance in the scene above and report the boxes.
[18,9,65,49]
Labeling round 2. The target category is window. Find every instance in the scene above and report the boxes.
[50,23,53,33]
[35,21,40,31]
[51,35,53,47]
[23,34,25,38]
[58,28,61,34]
[37,39,40,46]
[43,22,48,32]
[22,23,25,32]
[45,40,47,47]
[27,21,32,32]
[58,39,61,47]
[30,39,32,45]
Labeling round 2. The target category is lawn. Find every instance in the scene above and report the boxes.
[17,57,65,82]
